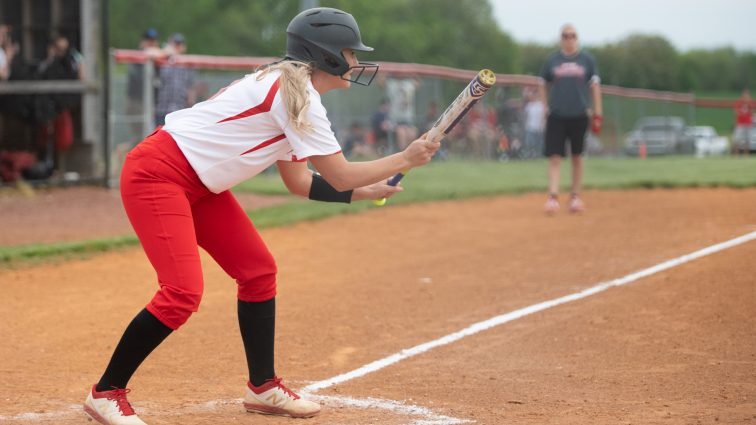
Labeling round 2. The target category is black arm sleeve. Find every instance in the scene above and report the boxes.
[308,173,353,203]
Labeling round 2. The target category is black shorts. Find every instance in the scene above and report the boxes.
[544,115,588,157]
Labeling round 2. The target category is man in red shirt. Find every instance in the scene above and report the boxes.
[733,89,754,155]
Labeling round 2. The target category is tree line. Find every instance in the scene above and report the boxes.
[110,0,754,93]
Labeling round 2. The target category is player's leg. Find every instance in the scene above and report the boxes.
[100,166,204,386]
[544,115,566,213]
[567,116,589,212]
[87,145,205,424]
[192,191,276,383]
[191,191,320,418]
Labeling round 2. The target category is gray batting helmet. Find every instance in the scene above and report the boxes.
[286,7,378,85]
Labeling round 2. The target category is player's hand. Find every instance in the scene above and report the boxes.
[352,181,404,202]
[402,134,440,168]
[591,114,603,135]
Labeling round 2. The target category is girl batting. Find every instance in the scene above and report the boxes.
[84,8,439,424]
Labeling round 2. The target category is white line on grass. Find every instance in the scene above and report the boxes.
[303,230,756,393]
[5,231,754,424]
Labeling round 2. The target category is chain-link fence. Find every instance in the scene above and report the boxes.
[108,50,698,186]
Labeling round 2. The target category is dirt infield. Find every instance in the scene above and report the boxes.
[0,188,754,424]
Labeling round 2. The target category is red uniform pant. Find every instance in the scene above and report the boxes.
[120,129,277,330]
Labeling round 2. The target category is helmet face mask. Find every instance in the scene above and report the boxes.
[342,62,379,86]
[286,7,379,86]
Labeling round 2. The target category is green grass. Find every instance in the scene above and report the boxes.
[237,156,756,202]
[3,156,756,266]
[0,236,138,266]
[694,91,741,135]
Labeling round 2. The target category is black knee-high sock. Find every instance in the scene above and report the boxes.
[238,298,276,386]
[96,308,172,392]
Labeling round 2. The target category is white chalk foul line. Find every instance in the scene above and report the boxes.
[303,230,756,393]
[305,394,473,425]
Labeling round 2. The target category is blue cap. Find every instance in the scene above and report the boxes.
[143,28,158,40]
[170,33,185,44]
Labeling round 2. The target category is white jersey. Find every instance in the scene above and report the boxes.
[163,69,342,193]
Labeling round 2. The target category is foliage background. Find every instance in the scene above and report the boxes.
[109,0,754,93]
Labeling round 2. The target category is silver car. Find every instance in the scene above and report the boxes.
[625,116,687,156]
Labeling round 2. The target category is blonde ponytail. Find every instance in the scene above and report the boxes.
[257,61,313,134]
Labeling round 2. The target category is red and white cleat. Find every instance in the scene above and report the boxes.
[83,385,147,425]
[544,195,560,215]
[569,194,586,213]
[244,377,321,418]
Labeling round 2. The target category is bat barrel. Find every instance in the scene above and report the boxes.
[477,69,496,88]
[427,69,497,144]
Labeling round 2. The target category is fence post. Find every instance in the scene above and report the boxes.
[612,94,620,155]
[142,59,155,135]
[106,49,116,187]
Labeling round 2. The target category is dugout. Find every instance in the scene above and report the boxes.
[0,0,106,185]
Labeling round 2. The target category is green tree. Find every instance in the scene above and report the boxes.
[109,0,297,56]
[611,35,680,91]
[736,52,756,90]
[519,42,555,76]
[109,0,520,73]
[679,48,756,92]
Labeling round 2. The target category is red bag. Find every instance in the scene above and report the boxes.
[54,109,74,151]
[38,109,74,152]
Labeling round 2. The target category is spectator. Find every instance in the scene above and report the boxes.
[494,87,524,160]
[732,88,754,155]
[36,35,83,167]
[126,28,163,137]
[538,24,602,214]
[0,25,39,175]
[38,35,84,80]
[371,98,392,155]
[0,24,18,81]
[418,100,438,134]
[383,76,419,151]
[342,121,372,158]
[155,33,197,126]
[465,102,497,159]
[522,86,545,158]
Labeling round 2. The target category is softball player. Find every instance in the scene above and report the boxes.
[84,8,440,424]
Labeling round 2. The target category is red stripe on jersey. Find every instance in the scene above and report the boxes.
[218,78,280,123]
[240,133,287,156]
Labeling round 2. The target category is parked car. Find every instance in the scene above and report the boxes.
[683,126,729,157]
[624,116,687,156]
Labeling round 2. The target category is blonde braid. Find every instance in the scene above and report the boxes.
[257,61,313,134]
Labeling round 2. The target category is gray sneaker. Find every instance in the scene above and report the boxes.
[244,377,321,418]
